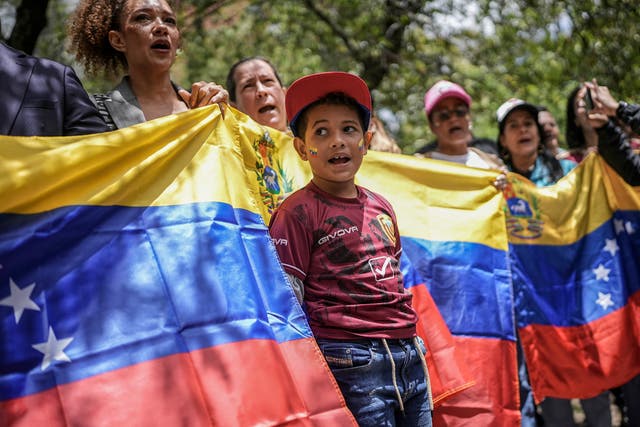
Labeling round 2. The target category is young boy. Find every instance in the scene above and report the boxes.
[269,71,432,427]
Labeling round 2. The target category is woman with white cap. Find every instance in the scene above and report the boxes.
[497,98,614,427]
[496,98,576,187]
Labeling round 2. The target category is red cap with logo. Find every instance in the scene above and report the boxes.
[286,71,372,137]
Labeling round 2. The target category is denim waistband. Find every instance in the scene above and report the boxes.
[317,336,433,411]
[316,337,417,347]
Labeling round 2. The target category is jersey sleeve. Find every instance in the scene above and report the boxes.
[268,206,312,281]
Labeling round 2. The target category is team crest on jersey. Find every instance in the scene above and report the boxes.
[503,178,544,239]
[376,214,396,246]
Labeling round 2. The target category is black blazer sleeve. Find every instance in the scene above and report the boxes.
[60,64,109,135]
[2,46,107,137]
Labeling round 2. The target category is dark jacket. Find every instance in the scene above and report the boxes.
[0,42,107,136]
[597,113,640,186]
[617,102,640,133]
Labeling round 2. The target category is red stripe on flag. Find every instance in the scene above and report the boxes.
[409,284,475,406]
[520,290,640,402]
[1,338,356,427]
[431,336,520,426]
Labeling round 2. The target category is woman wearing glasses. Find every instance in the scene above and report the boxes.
[415,80,504,170]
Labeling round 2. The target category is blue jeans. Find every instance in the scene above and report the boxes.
[316,337,432,427]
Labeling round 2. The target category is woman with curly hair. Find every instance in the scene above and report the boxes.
[68,0,227,130]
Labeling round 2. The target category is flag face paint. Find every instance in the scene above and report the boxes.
[0,106,356,426]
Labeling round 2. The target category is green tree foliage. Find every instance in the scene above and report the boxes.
[4,0,640,152]
[179,0,469,152]
[472,0,640,142]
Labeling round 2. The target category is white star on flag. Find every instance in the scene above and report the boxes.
[0,278,40,323]
[625,221,636,234]
[32,327,74,371]
[614,219,625,234]
[593,264,611,282]
[595,292,615,310]
[603,239,619,257]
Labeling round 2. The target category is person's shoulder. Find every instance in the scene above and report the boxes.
[0,43,70,75]
[27,53,70,77]
[271,186,316,228]
[414,140,437,156]
[35,56,66,69]
[3,44,67,76]
[359,186,395,211]
[0,42,26,60]
[559,157,578,172]
[276,185,313,208]
[280,187,305,201]
[468,146,505,169]
[469,137,499,155]
[555,148,571,160]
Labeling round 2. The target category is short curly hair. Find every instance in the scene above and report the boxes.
[67,0,129,77]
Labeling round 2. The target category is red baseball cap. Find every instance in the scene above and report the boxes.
[286,71,372,137]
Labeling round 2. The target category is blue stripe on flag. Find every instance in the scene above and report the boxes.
[510,210,640,328]
[401,236,514,341]
[0,202,309,400]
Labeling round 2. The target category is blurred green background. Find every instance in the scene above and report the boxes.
[3,0,639,153]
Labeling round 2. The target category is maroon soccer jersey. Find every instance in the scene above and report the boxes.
[269,182,418,339]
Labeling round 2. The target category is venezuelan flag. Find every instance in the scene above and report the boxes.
[357,153,520,426]
[270,131,640,422]
[272,141,490,425]
[0,106,356,426]
[506,155,640,402]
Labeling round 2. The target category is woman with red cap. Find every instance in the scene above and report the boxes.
[416,80,503,169]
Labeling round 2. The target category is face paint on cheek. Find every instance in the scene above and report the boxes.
[308,147,318,157]
[358,139,365,152]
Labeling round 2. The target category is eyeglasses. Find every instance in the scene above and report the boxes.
[432,107,469,123]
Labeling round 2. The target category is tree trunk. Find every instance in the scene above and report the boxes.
[8,0,50,54]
